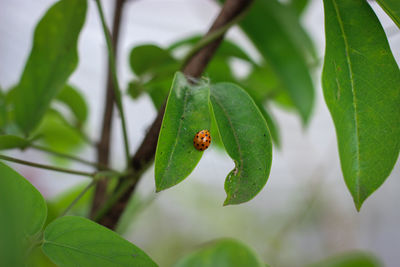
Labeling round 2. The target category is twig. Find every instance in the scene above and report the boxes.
[94,0,130,165]
[0,154,95,177]
[98,0,254,229]
[30,144,108,170]
[181,4,251,67]
[91,0,126,218]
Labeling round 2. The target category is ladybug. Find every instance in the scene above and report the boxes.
[193,130,211,151]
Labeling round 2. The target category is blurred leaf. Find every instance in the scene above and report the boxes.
[322,0,400,210]
[0,87,20,135]
[14,0,87,134]
[238,68,282,146]
[210,83,272,205]
[265,0,317,62]
[0,134,30,150]
[307,252,382,267]
[143,78,172,109]
[42,216,158,267]
[239,0,315,123]
[376,0,400,29]
[205,58,235,83]
[174,239,264,267]
[241,65,296,113]
[155,72,210,191]
[0,162,47,267]
[34,110,84,154]
[288,0,311,17]
[130,44,177,76]
[127,80,144,99]
[128,44,179,109]
[241,66,280,102]
[56,84,88,127]
[0,90,7,131]
[27,247,57,267]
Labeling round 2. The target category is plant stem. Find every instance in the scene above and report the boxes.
[60,180,96,217]
[92,0,126,218]
[30,144,107,170]
[94,0,130,167]
[0,154,95,177]
[94,176,136,222]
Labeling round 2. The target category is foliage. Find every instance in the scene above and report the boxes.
[0,0,399,265]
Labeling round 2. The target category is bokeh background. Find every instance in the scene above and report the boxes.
[1,0,399,266]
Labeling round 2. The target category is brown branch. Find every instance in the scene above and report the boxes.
[90,0,126,217]
[98,0,254,229]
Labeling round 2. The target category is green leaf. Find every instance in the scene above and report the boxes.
[174,239,264,267]
[210,83,272,205]
[14,0,87,134]
[42,216,157,267]
[56,84,88,126]
[155,72,210,191]
[0,134,30,150]
[239,0,315,123]
[0,162,47,236]
[205,57,235,83]
[142,78,173,109]
[127,80,144,99]
[0,162,47,267]
[0,90,7,131]
[376,0,400,29]
[128,44,179,109]
[34,110,84,154]
[130,44,177,76]
[307,252,382,267]
[288,0,311,17]
[322,0,400,210]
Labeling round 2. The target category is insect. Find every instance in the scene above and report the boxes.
[193,130,211,151]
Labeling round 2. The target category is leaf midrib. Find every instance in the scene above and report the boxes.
[43,240,133,266]
[332,0,361,204]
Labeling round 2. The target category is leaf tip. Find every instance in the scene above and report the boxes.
[155,187,163,193]
[223,196,233,206]
[354,200,363,212]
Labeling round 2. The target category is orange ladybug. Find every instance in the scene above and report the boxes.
[193,130,211,151]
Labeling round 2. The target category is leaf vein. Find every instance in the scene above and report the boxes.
[332,0,361,204]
